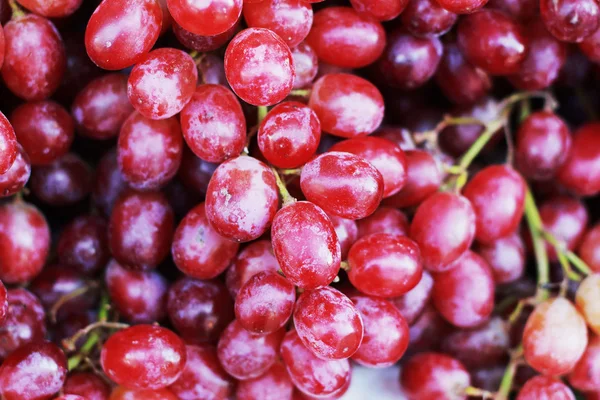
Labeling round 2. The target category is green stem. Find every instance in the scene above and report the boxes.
[8,0,24,18]
[542,230,592,276]
[458,117,506,171]
[290,89,311,97]
[519,99,531,122]
[524,189,550,303]
[565,251,592,276]
[257,106,268,124]
[271,168,295,205]
[495,346,523,400]
[464,386,494,399]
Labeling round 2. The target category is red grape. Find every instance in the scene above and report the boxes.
[101,325,186,390]
[0,111,16,175]
[568,334,600,391]
[308,73,384,138]
[350,0,407,21]
[477,233,525,284]
[580,27,600,63]
[576,274,600,335]
[64,372,111,400]
[118,112,182,190]
[235,271,295,334]
[378,29,443,90]
[85,0,162,70]
[348,233,422,298]
[487,0,538,21]
[177,147,218,196]
[357,207,408,240]
[350,295,409,368]
[127,48,197,120]
[0,288,46,360]
[236,362,294,400]
[523,297,588,375]
[172,21,238,52]
[169,345,234,400]
[109,387,178,400]
[301,152,383,219]
[327,215,358,259]
[181,84,246,163]
[410,192,476,272]
[15,0,82,17]
[2,14,65,100]
[539,196,588,260]
[383,150,442,208]
[0,144,30,197]
[0,341,67,400]
[435,42,491,105]
[205,156,278,242]
[391,270,434,325]
[432,250,495,328]
[217,320,283,380]
[457,10,528,75]
[93,149,128,216]
[243,0,312,48]
[517,375,575,400]
[280,330,351,398]
[167,277,234,344]
[109,190,175,270]
[540,0,600,43]
[57,215,108,276]
[400,352,470,400]
[172,202,239,279]
[557,122,600,196]
[580,224,600,272]
[31,153,92,206]
[436,0,487,13]
[226,240,280,298]
[105,259,168,323]
[167,0,242,37]
[294,286,363,360]
[0,202,50,284]
[258,101,321,169]
[271,201,341,289]
[306,7,385,68]
[225,28,294,106]
[401,0,458,37]
[291,42,318,89]
[72,74,134,140]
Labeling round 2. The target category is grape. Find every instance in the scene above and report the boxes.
[308,73,384,138]
[356,207,408,240]
[57,215,109,276]
[540,0,600,43]
[517,375,575,400]
[2,14,65,100]
[580,224,600,272]
[300,152,384,219]
[0,281,5,324]
[127,48,198,120]
[400,352,470,400]
[408,305,453,354]
[457,10,528,75]
[93,149,128,216]
[235,271,295,334]
[435,42,491,105]
[0,202,50,284]
[109,190,175,270]
[101,325,186,390]
[167,0,242,37]
[217,320,283,380]
[117,112,182,191]
[378,29,443,90]
[169,345,234,400]
[350,295,409,368]
[409,192,476,272]
[64,372,111,400]
[226,240,280,298]
[177,147,218,196]
[85,0,162,70]
[105,259,168,323]
[0,341,67,400]
[515,111,571,180]
[580,27,600,63]
[172,21,238,52]
[30,153,92,206]
[391,270,434,325]
[172,202,239,279]
[236,362,294,400]
[271,201,341,289]
[350,0,407,21]
[463,165,526,244]
[329,215,359,259]
[291,42,318,89]
[0,144,30,198]
[72,74,134,140]
[401,0,458,37]
[0,289,46,360]
[477,233,525,284]
[576,274,600,335]
[258,101,321,169]
[0,26,3,69]
[347,233,422,298]
[15,0,82,17]
[205,156,278,242]
[383,150,442,208]
[109,387,178,400]
[539,196,588,260]
[437,0,487,13]
[508,20,567,90]
[294,286,363,360]
[280,330,351,398]
[487,0,538,21]
[557,122,600,196]
[306,7,385,68]
[225,28,295,106]
[432,251,495,328]
[523,297,588,376]
[180,84,246,163]
[243,0,313,48]
[0,111,16,175]
[167,277,233,344]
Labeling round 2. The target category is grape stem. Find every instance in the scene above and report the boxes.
[340,261,350,271]
[465,386,494,399]
[8,0,25,18]
[50,283,97,324]
[542,230,592,276]
[257,106,268,124]
[524,189,551,303]
[271,167,296,205]
[290,89,311,97]
[495,345,523,400]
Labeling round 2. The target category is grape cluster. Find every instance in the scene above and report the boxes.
[0,0,599,399]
